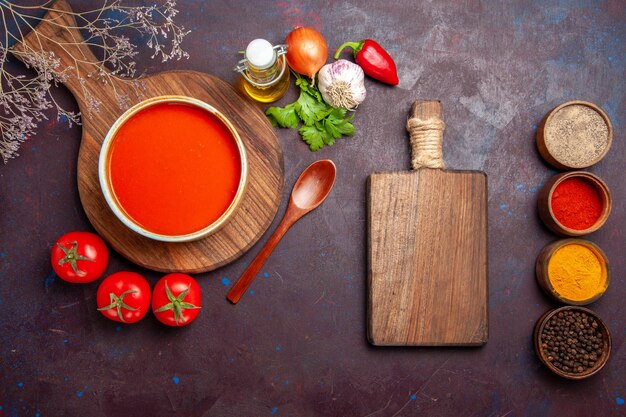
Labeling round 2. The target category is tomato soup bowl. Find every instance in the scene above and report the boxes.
[99,96,248,242]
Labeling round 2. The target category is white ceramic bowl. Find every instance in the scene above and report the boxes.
[98,95,247,242]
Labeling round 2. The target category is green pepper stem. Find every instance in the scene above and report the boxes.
[334,41,363,60]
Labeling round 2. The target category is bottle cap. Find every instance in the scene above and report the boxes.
[245,39,276,69]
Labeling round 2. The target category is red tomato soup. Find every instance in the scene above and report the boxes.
[108,102,242,236]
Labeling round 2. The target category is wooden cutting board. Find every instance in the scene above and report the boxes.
[367,100,488,346]
[12,0,283,273]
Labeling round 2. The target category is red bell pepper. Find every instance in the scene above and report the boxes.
[334,39,399,85]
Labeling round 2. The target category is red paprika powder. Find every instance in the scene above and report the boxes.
[551,177,603,230]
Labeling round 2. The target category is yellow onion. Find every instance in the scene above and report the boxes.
[285,27,328,83]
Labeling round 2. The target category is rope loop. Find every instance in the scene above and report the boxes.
[406,118,445,170]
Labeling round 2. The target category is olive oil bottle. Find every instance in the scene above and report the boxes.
[235,39,290,103]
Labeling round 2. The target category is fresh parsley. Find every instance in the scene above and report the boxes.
[266,73,355,151]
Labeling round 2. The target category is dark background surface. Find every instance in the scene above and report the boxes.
[0,0,624,416]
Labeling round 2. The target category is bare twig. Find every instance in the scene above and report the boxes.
[0,0,190,163]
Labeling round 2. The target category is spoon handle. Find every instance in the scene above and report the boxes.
[227,215,295,304]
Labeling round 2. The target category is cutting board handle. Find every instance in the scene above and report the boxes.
[11,0,117,102]
[407,100,445,170]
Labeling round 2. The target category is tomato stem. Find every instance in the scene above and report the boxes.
[97,289,138,322]
[57,241,94,276]
[154,281,200,325]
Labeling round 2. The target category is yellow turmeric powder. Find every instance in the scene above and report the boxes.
[548,243,606,301]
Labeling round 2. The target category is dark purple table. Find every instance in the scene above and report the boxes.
[1,1,624,416]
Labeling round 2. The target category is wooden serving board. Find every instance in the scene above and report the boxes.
[12,0,283,273]
[367,101,488,346]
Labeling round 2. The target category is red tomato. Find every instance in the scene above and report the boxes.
[51,231,109,283]
[152,273,201,326]
[97,272,151,323]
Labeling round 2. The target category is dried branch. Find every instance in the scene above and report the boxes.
[0,0,190,163]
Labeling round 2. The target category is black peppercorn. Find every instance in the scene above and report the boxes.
[539,309,607,375]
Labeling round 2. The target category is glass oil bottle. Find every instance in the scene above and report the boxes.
[234,39,290,103]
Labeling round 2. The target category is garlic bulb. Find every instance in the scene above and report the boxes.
[317,59,366,110]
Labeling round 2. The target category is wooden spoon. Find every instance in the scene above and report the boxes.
[227,160,337,304]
